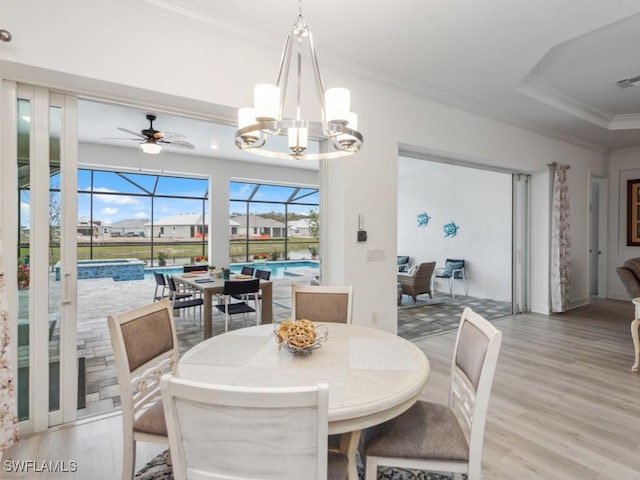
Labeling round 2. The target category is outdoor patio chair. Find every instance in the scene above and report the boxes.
[153,272,168,301]
[233,268,271,303]
[160,377,348,480]
[166,275,204,324]
[363,307,502,480]
[434,259,468,298]
[240,265,255,276]
[153,272,192,303]
[107,298,178,480]
[215,278,261,332]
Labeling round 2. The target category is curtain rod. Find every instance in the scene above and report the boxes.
[548,162,570,169]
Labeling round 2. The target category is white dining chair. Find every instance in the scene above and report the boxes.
[107,298,179,480]
[291,285,353,324]
[363,307,502,480]
[160,376,348,480]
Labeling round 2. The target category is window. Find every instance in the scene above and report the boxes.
[229,181,319,262]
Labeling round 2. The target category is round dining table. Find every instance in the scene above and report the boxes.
[178,322,430,480]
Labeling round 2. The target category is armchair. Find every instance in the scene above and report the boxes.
[398,262,436,303]
[434,258,468,298]
[617,257,640,298]
[397,256,411,272]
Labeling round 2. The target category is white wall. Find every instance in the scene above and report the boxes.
[397,158,512,302]
[607,147,640,300]
[1,0,609,331]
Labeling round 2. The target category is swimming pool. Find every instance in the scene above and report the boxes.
[57,258,145,281]
[145,260,319,280]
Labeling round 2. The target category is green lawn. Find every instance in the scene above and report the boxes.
[30,237,319,266]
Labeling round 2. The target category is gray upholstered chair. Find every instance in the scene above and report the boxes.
[291,285,353,324]
[617,257,640,298]
[398,261,436,303]
[160,376,348,480]
[107,298,178,480]
[363,307,502,480]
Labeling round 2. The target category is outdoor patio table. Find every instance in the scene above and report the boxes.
[176,272,273,339]
[178,322,430,480]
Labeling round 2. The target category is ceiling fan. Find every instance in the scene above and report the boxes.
[108,114,195,154]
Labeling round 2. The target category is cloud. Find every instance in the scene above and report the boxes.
[102,207,118,215]
[93,187,139,205]
[20,202,30,227]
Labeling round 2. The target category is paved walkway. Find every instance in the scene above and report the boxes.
[76,272,312,417]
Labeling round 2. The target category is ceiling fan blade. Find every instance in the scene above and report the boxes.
[102,137,143,141]
[117,127,145,138]
[161,139,195,149]
[158,131,186,140]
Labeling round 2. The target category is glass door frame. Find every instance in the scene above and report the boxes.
[1,81,78,433]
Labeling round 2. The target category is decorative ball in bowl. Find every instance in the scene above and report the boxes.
[274,319,328,355]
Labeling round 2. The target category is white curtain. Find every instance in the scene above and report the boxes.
[0,235,19,451]
[550,164,571,312]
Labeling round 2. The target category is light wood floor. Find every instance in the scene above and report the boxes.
[2,298,640,479]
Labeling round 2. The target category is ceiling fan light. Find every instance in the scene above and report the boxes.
[140,139,163,154]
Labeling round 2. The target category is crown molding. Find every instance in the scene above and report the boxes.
[117,0,282,48]
[517,76,613,129]
[609,113,640,130]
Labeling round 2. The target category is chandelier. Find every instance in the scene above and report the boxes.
[235,3,363,160]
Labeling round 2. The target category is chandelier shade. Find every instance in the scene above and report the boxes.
[235,4,363,160]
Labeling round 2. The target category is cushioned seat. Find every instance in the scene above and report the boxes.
[133,400,168,436]
[365,401,469,462]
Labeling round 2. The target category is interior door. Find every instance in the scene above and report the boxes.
[2,81,78,433]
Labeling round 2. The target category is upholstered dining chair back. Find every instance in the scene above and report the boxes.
[363,307,502,480]
[107,298,179,479]
[291,285,353,324]
[161,376,346,480]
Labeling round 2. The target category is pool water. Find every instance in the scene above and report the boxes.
[145,260,319,280]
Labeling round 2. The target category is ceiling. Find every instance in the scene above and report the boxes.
[79,0,640,158]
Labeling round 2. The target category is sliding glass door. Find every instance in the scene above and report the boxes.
[2,82,78,433]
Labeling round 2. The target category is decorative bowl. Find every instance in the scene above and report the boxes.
[274,320,328,355]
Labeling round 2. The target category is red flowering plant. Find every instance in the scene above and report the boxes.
[17,259,30,289]
[194,255,208,263]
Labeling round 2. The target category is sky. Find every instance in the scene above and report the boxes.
[21,170,318,227]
